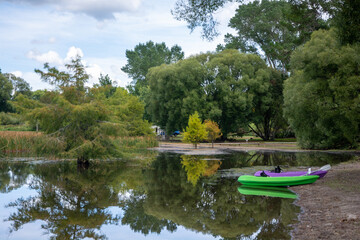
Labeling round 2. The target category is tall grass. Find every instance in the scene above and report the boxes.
[0,131,158,159]
[0,131,64,158]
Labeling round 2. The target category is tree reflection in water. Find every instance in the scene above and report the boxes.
[2,150,351,239]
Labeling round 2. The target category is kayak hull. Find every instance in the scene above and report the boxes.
[254,170,328,178]
[238,175,319,187]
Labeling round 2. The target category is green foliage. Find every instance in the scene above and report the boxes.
[171,0,235,40]
[148,50,279,139]
[0,112,22,125]
[122,41,184,96]
[284,29,360,149]
[332,0,360,45]
[12,57,155,160]
[4,73,32,98]
[182,112,208,148]
[35,55,89,92]
[0,71,13,112]
[223,0,328,72]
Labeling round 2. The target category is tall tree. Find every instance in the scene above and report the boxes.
[220,0,328,72]
[172,0,331,42]
[4,73,32,98]
[331,0,360,45]
[171,0,238,40]
[284,29,360,149]
[35,55,89,92]
[148,50,279,139]
[121,41,184,96]
[148,57,207,134]
[0,70,13,112]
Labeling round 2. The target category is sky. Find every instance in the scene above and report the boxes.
[0,0,237,90]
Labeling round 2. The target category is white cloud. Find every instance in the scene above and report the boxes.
[20,71,53,90]
[11,71,23,78]
[24,46,131,88]
[3,0,142,20]
[27,50,63,65]
[64,46,84,62]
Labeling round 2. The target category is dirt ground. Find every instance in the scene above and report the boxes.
[154,142,360,240]
[291,161,360,240]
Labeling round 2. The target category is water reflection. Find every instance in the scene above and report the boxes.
[180,155,221,185]
[238,186,298,199]
[0,151,357,240]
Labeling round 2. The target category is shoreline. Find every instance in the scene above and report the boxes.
[153,141,360,155]
[154,142,360,240]
[291,161,360,239]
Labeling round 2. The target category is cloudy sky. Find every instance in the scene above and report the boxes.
[0,0,237,90]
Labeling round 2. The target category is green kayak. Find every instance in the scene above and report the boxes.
[238,186,297,199]
[238,175,319,187]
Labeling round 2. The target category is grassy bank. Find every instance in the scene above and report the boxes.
[0,131,64,158]
[0,131,158,159]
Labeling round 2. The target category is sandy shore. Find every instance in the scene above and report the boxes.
[154,142,360,240]
[291,161,360,240]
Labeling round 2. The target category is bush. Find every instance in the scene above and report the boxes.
[0,112,22,125]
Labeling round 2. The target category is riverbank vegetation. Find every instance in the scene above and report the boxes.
[1,0,359,156]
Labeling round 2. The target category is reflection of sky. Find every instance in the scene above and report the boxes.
[0,187,221,240]
[102,207,222,240]
[0,185,47,240]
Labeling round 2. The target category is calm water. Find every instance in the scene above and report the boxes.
[0,150,357,240]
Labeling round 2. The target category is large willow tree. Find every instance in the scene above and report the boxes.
[284,29,360,149]
[148,50,284,139]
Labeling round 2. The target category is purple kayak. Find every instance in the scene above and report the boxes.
[254,165,331,179]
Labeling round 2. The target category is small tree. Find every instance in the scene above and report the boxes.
[182,112,207,149]
[204,120,222,148]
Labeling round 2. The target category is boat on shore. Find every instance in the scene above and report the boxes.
[238,174,319,187]
[254,164,331,178]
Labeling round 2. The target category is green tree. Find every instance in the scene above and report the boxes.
[203,50,273,138]
[148,57,207,134]
[0,70,13,112]
[4,73,32,98]
[284,29,360,149]
[148,50,278,139]
[171,0,238,40]
[13,57,153,163]
[221,0,328,72]
[332,0,360,45]
[121,41,184,96]
[204,120,222,148]
[182,111,208,149]
[35,55,89,92]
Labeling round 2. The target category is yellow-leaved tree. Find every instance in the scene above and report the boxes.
[204,120,222,148]
[182,112,207,149]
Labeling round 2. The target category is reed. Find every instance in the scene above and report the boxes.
[0,131,64,158]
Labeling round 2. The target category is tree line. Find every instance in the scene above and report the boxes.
[120,0,359,149]
[1,0,359,155]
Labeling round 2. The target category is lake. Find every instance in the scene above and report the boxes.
[0,150,357,240]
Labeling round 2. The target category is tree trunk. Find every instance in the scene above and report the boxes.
[77,156,89,170]
[194,143,198,149]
